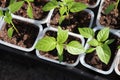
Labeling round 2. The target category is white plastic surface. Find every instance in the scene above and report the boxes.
[114,50,120,76]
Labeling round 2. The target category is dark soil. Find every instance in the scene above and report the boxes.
[0,19,39,48]
[75,0,97,6]
[0,0,10,8]
[99,0,120,29]
[15,0,49,20]
[39,31,81,64]
[85,32,120,71]
[50,9,91,34]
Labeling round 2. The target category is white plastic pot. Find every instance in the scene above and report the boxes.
[11,0,53,24]
[36,27,85,67]
[11,10,53,25]
[0,15,43,52]
[96,0,120,37]
[47,9,94,32]
[87,0,101,8]
[114,50,120,75]
[80,27,119,75]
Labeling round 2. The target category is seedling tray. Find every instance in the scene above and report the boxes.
[0,43,119,80]
[0,1,120,79]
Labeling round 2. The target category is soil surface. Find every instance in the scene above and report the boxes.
[0,0,10,8]
[39,31,81,64]
[85,32,120,71]
[75,0,97,6]
[50,9,91,34]
[99,0,120,29]
[15,0,49,20]
[0,19,39,48]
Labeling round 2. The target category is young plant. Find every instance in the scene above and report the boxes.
[0,0,24,37]
[104,0,120,14]
[42,0,88,25]
[78,27,114,64]
[16,0,34,18]
[35,27,85,62]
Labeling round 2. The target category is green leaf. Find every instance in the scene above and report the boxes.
[35,36,56,52]
[118,46,120,49]
[0,10,3,17]
[96,44,111,64]
[67,2,74,10]
[26,0,34,2]
[27,5,33,18]
[66,41,85,55]
[4,11,12,24]
[59,15,65,25]
[57,27,68,44]
[42,0,58,11]
[70,2,88,12]
[10,0,16,4]
[56,44,64,56]
[7,27,14,38]
[86,48,96,53]
[78,28,94,38]
[88,39,99,46]
[104,3,115,15]
[105,39,115,45]
[97,28,110,42]
[8,1,24,13]
[64,0,74,3]
[59,6,67,16]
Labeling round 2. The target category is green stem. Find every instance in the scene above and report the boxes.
[115,0,120,9]
[26,0,31,7]
[11,21,19,34]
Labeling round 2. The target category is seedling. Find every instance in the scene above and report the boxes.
[0,0,24,37]
[42,0,88,25]
[16,0,34,18]
[78,28,114,64]
[35,27,85,62]
[104,0,120,14]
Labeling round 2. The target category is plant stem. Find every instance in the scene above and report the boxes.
[11,21,19,34]
[115,0,120,9]
[26,0,31,7]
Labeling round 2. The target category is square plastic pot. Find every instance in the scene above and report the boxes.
[96,0,120,37]
[47,9,94,34]
[11,0,53,24]
[80,27,119,75]
[0,15,43,52]
[36,27,85,67]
